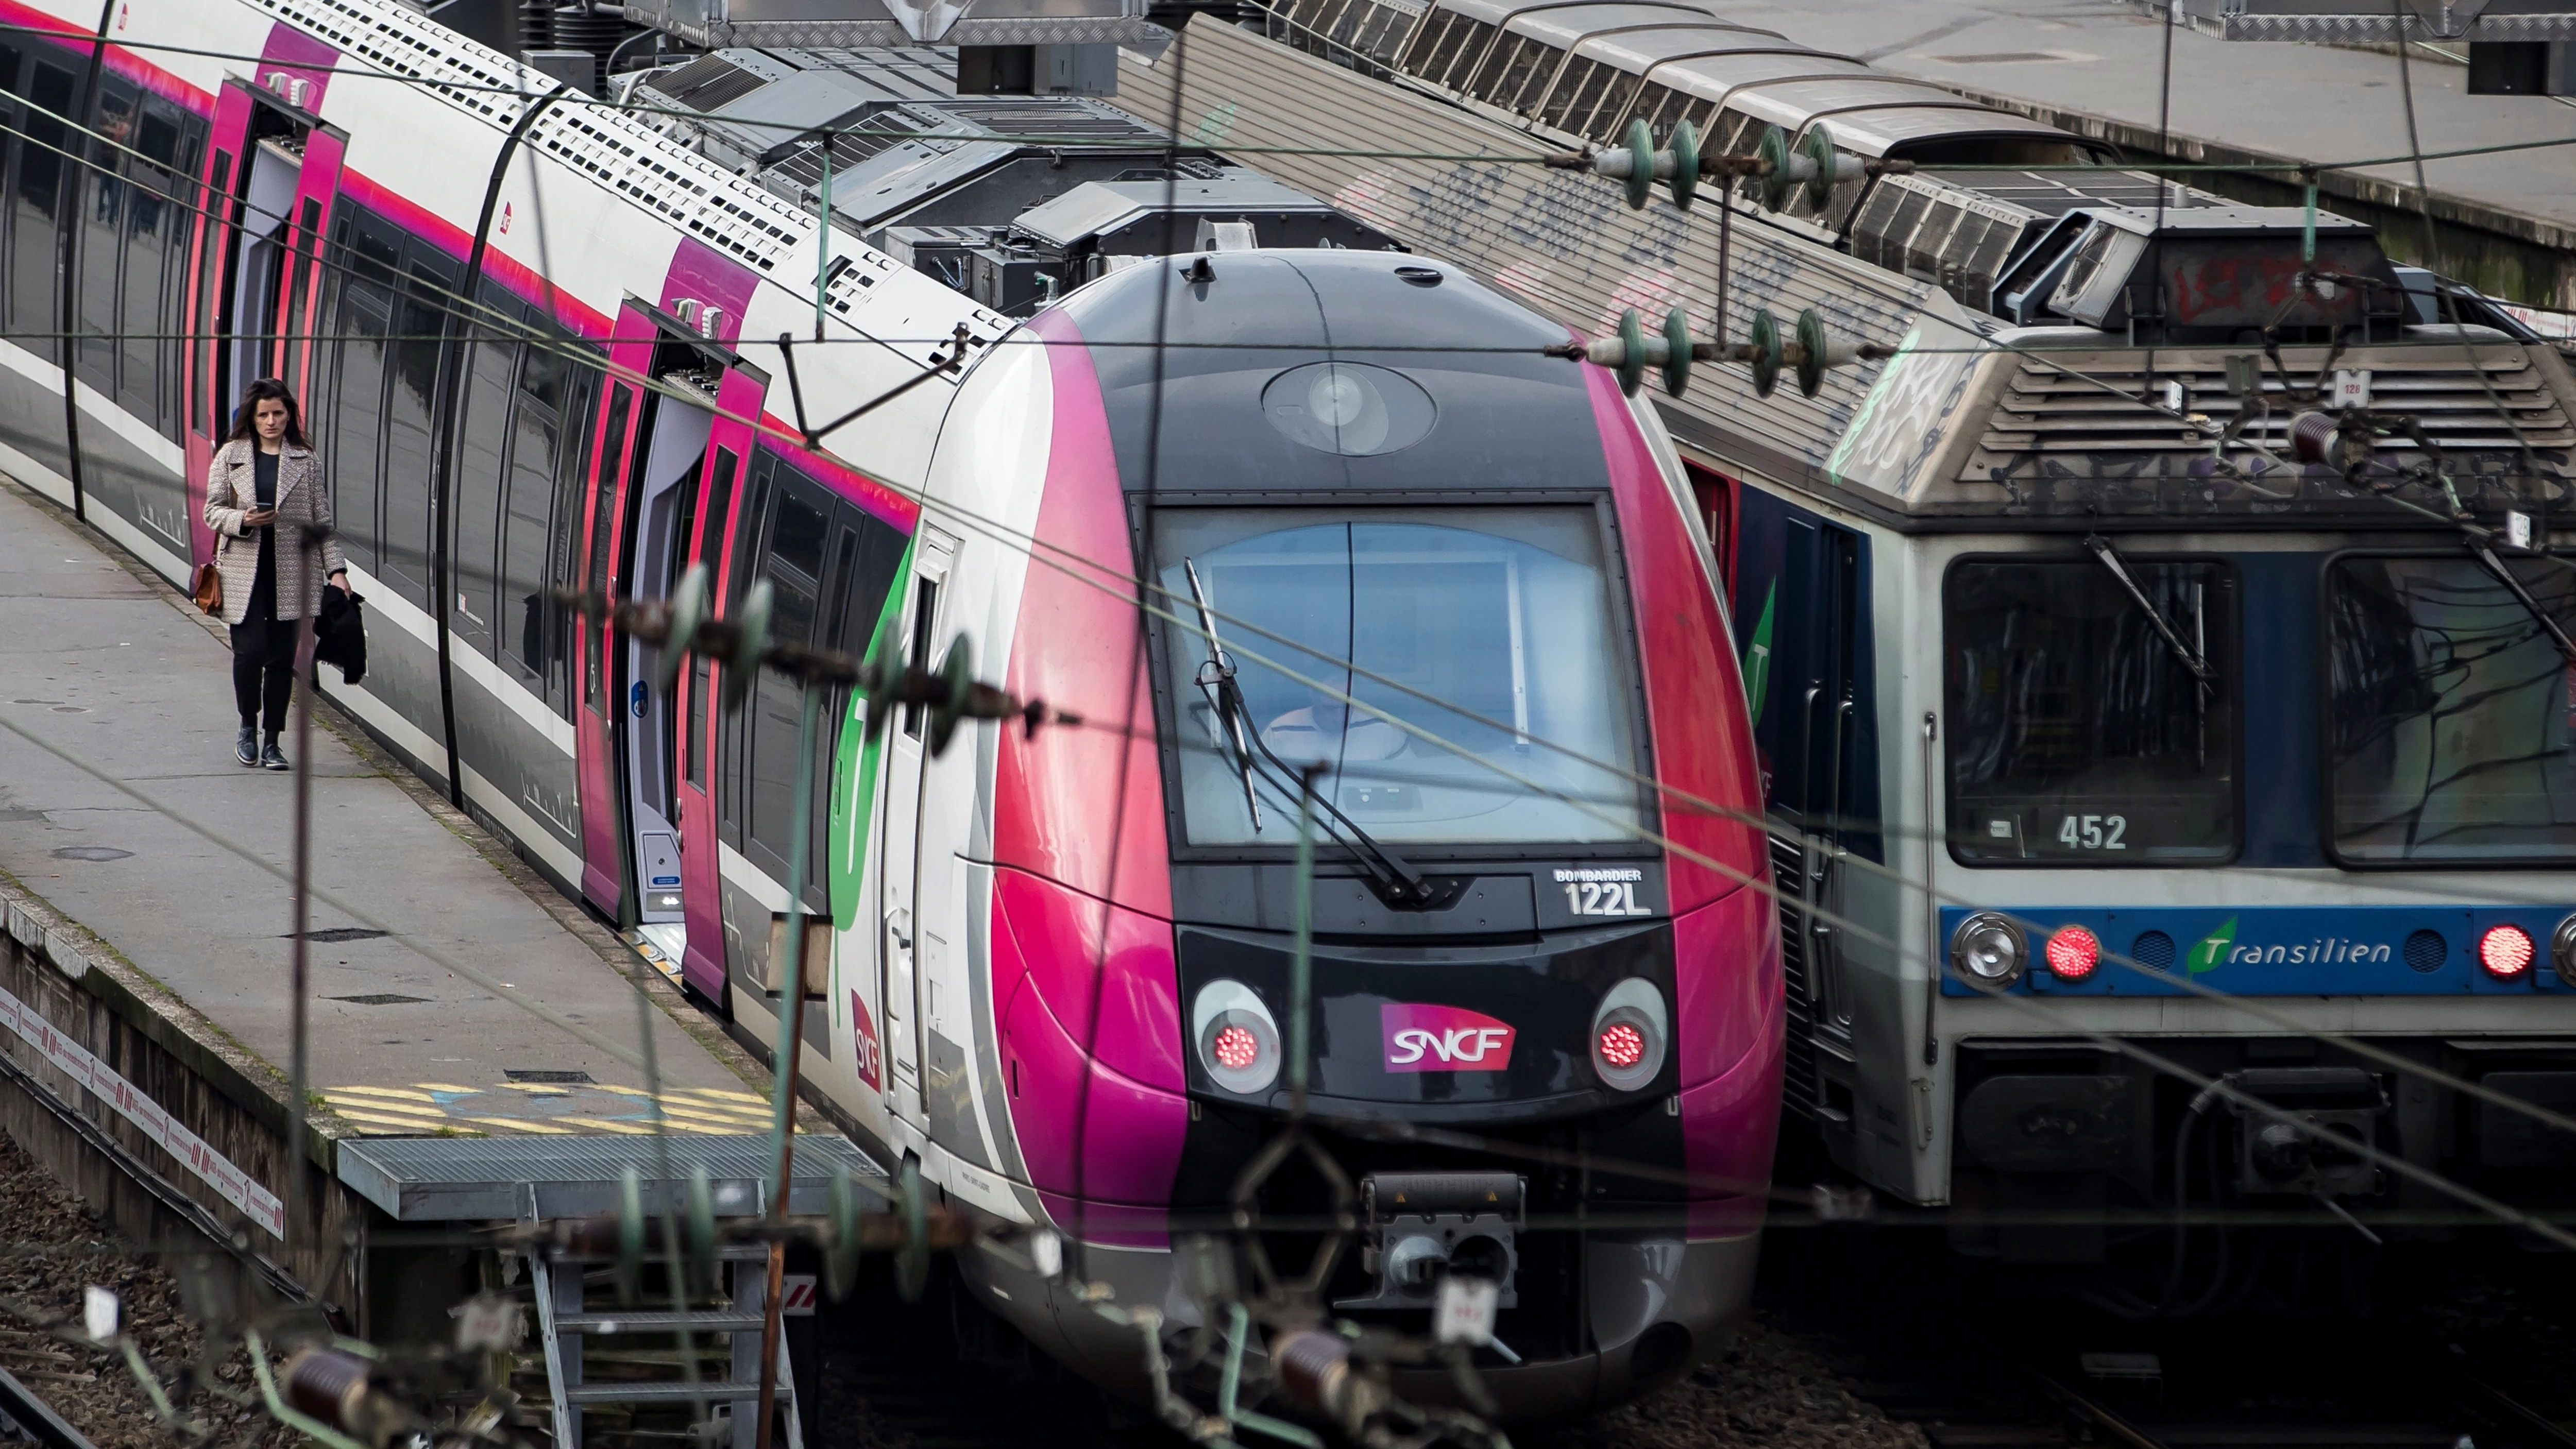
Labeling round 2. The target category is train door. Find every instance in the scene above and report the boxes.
[672,369,761,1002]
[1736,494,1879,1130]
[574,368,647,920]
[184,82,340,567]
[875,531,955,1130]
[618,373,715,956]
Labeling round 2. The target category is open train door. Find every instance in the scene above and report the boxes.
[183,78,342,571]
[670,366,763,1004]
[571,296,749,1004]
[574,346,647,923]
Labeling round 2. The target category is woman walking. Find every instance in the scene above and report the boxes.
[202,379,349,771]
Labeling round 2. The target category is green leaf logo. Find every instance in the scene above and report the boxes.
[2186,916,2238,975]
[1744,582,1777,727]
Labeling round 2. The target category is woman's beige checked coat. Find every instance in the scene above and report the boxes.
[201,438,347,627]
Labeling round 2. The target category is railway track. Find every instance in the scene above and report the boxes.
[0,1362,97,1449]
[1761,1221,2576,1449]
[811,1265,1144,1449]
[2012,1353,2574,1449]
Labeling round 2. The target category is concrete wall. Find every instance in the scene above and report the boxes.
[0,879,387,1328]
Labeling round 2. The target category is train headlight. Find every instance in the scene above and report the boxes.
[1191,980,1281,1095]
[2479,923,2536,981]
[1590,978,1668,1091]
[2555,914,2576,988]
[1950,912,2026,987]
[2043,924,2101,982]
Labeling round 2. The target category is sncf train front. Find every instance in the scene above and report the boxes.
[911,249,1780,1414]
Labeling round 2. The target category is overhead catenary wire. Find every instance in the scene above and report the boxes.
[74,127,2563,1177]
[5,0,2576,1328]
[51,13,2576,1442]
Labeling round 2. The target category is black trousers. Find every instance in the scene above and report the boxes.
[229,541,296,735]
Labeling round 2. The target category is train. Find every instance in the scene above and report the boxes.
[1164,0,2576,1307]
[0,0,1783,1421]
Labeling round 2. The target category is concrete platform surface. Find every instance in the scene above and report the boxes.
[0,478,774,1139]
[1725,0,2576,247]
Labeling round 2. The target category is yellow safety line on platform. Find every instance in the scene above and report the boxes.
[324,1082,796,1136]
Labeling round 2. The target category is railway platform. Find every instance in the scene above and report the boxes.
[1731,0,2576,288]
[0,474,842,1326]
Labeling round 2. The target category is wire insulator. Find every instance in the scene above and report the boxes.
[283,1348,375,1431]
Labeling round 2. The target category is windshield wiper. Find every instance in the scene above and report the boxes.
[1181,558,1434,906]
[2084,535,2217,687]
[1183,558,1263,832]
[2466,541,2576,667]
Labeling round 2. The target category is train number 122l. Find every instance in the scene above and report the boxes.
[1565,881,1651,916]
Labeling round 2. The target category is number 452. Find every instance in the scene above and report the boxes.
[2058,814,2127,850]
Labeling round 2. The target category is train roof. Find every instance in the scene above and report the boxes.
[1014,174,1354,248]
[1392,0,2081,156]
[1054,249,1609,496]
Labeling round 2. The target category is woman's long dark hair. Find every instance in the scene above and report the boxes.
[224,378,310,449]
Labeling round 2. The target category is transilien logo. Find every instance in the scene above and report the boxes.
[2185,916,2237,975]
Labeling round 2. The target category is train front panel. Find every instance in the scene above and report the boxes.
[904,251,1782,1416]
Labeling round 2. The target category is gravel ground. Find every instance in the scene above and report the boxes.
[1543,1315,1930,1449]
[0,1128,297,1449]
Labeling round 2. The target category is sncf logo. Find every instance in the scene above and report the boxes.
[1382,1003,1515,1073]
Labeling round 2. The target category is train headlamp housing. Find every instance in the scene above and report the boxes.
[2555,914,2576,988]
[1951,912,2027,988]
[1589,978,1668,1092]
[1190,980,1281,1096]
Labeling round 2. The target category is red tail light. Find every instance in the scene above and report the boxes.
[1211,1024,1261,1071]
[1597,1021,1646,1070]
[2044,925,2100,981]
[1589,980,1667,1090]
[2479,923,2535,979]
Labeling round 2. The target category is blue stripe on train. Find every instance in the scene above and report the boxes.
[1938,904,2576,996]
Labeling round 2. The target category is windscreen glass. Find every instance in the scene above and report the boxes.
[2327,554,2576,863]
[1946,557,2236,863]
[1156,507,1643,846]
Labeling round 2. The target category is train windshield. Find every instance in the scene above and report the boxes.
[1944,556,2238,863]
[1154,507,1645,847]
[2327,554,2576,864]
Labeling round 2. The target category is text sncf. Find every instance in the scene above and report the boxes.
[1382,1003,1516,1072]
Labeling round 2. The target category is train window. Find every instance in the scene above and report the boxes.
[2326,554,2576,865]
[503,343,571,688]
[1154,506,1644,847]
[380,247,454,609]
[74,83,134,402]
[455,330,518,663]
[124,101,183,437]
[687,653,711,789]
[745,481,831,882]
[1638,83,1683,134]
[1944,556,2238,865]
[1572,66,1632,142]
[1532,58,1590,126]
[1472,36,1536,104]
[902,575,938,741]
[547,366,599,716]
[326,274,389,576]
[1430,16,1496,88]
[9,63,70,363]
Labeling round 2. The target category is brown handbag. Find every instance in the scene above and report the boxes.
[192,560,222,616]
